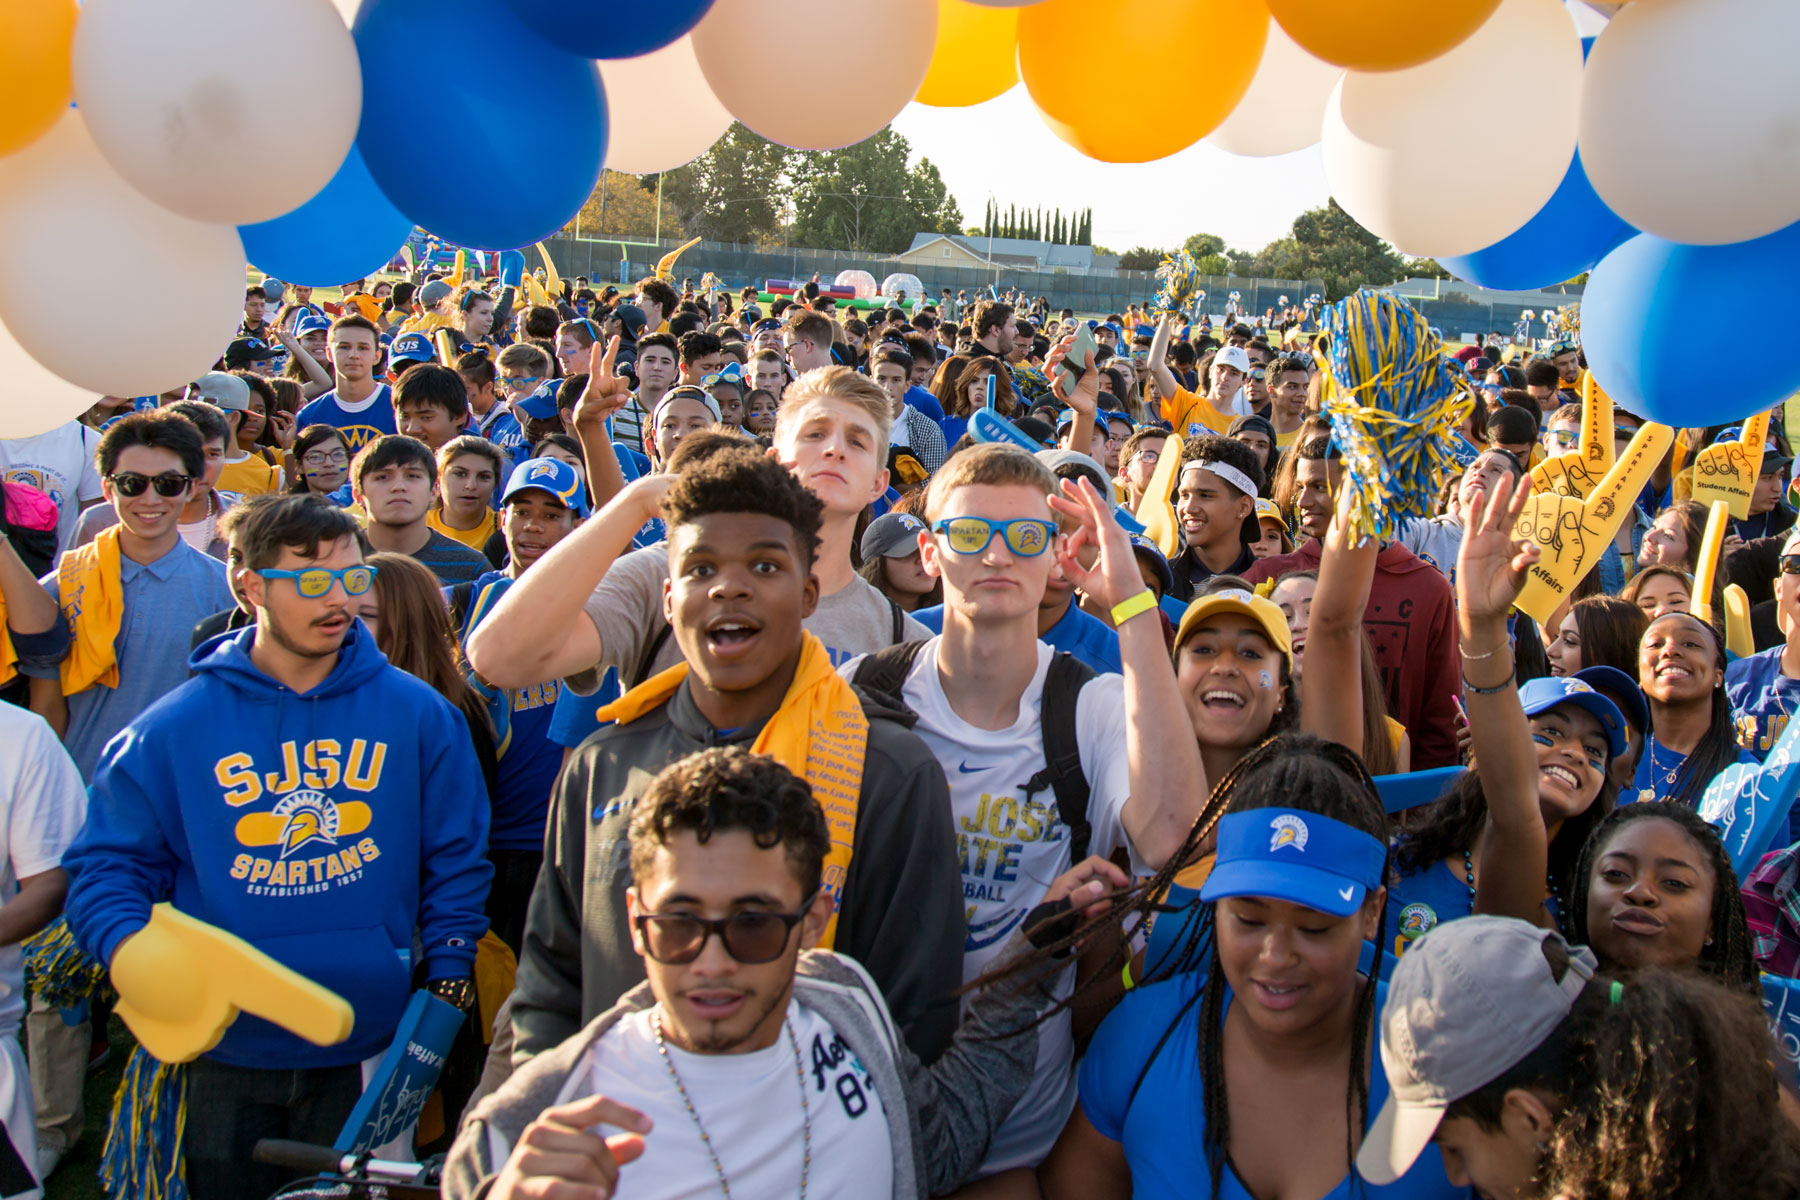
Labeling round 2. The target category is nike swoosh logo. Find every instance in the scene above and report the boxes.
[957,762,984,774]
[1338,886,1355,902]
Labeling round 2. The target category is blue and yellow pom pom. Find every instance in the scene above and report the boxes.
[1153,250,1201,318]
[1321,290,1474,543]
[101,1047,189,1200]
[23,916,110,1010]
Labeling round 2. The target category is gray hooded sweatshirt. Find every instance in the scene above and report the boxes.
[444,943,1061,1200]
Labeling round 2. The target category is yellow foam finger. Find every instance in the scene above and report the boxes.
[1577,371,1615,474]
[1725,583,1754,658]
[1138,431,1186,560]
[1694,412,1769,519]
[109,905,353,1064]
[1514,422,1673,623]
[535,241,562,298]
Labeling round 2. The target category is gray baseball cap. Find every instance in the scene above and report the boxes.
[1356,916,1597,1185]
[195,371,250,413]
[418,279,454,309]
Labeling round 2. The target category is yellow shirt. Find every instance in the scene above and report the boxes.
[426,507,497,551]
[217,452,281,498]
[1160,385,1234,440]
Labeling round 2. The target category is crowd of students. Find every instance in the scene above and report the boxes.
[0,260,1799,1199]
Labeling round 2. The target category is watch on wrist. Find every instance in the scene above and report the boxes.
[428,977,476,1011]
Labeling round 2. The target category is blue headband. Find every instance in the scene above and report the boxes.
[1200,808,1388,918]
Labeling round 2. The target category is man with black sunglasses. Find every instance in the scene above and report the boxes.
[61,493,490,1200]
[449,747,1118,1200]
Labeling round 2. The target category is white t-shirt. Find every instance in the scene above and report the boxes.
[578,1001,892,1200]
[0,705,88,1035]
[840,637,1136,1171]
[0,422,103,554]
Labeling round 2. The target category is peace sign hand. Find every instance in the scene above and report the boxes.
[1511,421,1675,623]
[573,335,633,431]
[1693,411,1771,519]
[1529,372,1613,499]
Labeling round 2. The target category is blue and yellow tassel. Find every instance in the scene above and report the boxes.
[100,1047,188,1200]
[1152,250,1201,319]
[23,916,110,1010]
[1321,290,1473,543]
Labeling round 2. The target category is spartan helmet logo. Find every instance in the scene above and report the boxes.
[272,790,342,858]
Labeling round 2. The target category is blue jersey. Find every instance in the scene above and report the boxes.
[1728,646,1800,760]
[1383,858,1472,963]
[1080,973,1463,1199]
[295,384,396,453]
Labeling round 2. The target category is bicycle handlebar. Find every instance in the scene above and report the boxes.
[253,1139,431,1183]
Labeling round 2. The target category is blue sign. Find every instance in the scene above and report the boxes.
[334,990,465,1155]
[1699,713,1800,879]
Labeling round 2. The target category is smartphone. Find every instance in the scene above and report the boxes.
[1057,323,1098,395]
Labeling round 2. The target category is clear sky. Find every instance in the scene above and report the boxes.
[889,1,1610,258]
[891,87,1330,256]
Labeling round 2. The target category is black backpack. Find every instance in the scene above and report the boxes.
[851,640,1096,861]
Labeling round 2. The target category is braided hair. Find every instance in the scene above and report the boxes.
[1567,801,1757,991]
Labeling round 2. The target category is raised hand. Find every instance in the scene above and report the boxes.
[1456,468,1539,626]
[572,335,633,431]
[107,903,353,1064]
[1692,411,1770,519]
[1045,335,1099,417]
[1529,372,1613,499]
[1047,476,1139,611]
[1511,421,1674,624]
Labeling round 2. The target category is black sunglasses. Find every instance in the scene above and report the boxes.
[107,471,191,498]
[633,897,815,964]
[1781,554,1800,576]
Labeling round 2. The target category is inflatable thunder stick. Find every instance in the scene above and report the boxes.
[107,903,353,1064]
[1691,499,1756,656]
[967,409,1144,533]
[1701,704,1800,880]
[1692,411,1770,520]
[1512,421,1674,624]
[655,236,703,281]
[1137,418,1187,559]
[1529,372,1613,500]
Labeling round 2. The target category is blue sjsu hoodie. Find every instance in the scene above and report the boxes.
[63,623,493,1069]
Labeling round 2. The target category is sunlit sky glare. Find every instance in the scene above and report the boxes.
[890,87,1330,255]
[887,0,1611,256]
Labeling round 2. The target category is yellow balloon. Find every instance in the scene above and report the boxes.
[0,0,78,158]
[1019,0,1266,164]
[1264,0,1501,72]
[916,0,1018,108]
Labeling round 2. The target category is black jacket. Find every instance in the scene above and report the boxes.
[510,677,965,1065]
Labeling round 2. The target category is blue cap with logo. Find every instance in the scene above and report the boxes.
[294,313,332,339]
[1518,675,1627,759]
[514,378,563,421]
[389,332,434,365]
[501,457,590,517]
[1200,807,1388,918]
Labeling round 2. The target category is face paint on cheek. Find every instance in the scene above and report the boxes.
[1258,670,1273,691]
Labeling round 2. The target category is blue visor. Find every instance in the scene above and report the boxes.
[1200,808,1388,918]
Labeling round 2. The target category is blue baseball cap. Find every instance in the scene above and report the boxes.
[515,379,563,421]
[501,457,590,518]
[1571,665,1647,737]
[1518,675,1628,759]
[1127,533,1174,596]
[1200,807,1388,918]
[389,332,434,365]
[294,313,331,339]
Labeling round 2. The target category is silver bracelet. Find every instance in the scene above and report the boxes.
[1459,642,1509,662]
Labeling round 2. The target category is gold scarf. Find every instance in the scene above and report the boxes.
[57,524,125,694]
[597,632,867,948]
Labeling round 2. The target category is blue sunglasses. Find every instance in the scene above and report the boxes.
[931,516,1055,557]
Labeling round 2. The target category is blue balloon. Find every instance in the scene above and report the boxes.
[1440,150,1637,292]
[355,0,606,251]
[1583,220,1800,428]
[500,0,714,59]
[239,145,413,287]
[497,250,525,288]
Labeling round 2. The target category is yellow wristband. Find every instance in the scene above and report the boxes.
[1111,590,1158,627]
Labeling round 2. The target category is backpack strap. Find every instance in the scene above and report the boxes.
[627,621,674,691]
[1020,652,1095,863]
[848,640,929,703]
[887,598,905,644]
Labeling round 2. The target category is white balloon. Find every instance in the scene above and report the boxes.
[835,269,879,300]
[1206,19,1343,158]
[73,0,361,225]
[0,314,99,439]
[1321,0,1582,258]
[1580,0,1800,246]
[0,112,245,398]
[600,38,732,174]
[692,0,937,151]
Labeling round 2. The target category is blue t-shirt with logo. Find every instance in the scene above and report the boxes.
[295,384,396,453]
[1080,973,1463,1199]
[1382,858,1471,963]
[1727,646,1800,760]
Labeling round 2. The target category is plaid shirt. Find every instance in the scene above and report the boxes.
[1745,846,1800,977]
